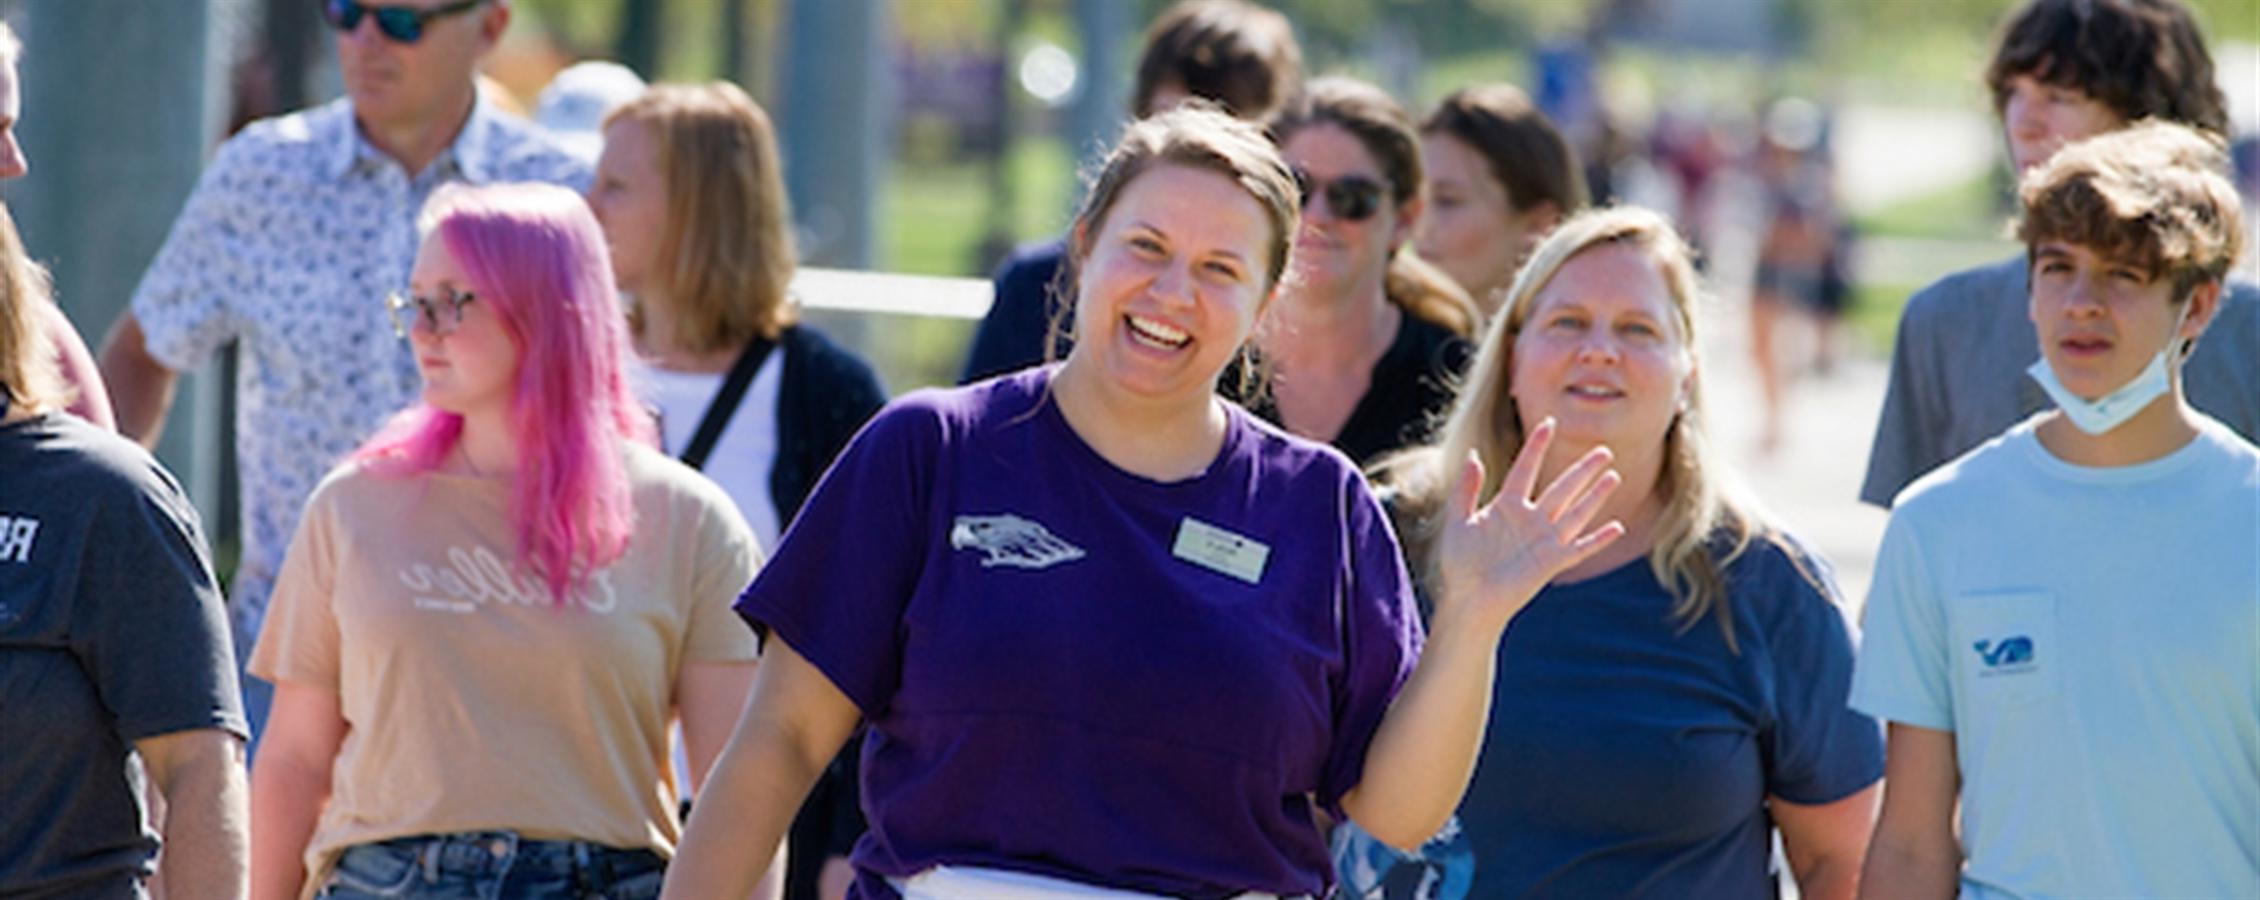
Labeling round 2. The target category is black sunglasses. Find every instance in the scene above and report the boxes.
[324,0,484,44]
[1293,169,1387,222]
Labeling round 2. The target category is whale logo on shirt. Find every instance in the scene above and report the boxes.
[949,513,1086,570]
[1973,636,2035,668]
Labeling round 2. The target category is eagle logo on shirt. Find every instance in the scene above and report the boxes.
[949,513,1086,570]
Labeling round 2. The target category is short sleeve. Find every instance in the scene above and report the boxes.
[1754,547,1884,804]
[1317,474,1425,812]
[75,461,246,742]
[1849,513,1954,732]
[735,401,935,716]
[248,476,345,689]
[129,138,260,372]
[1860,286,1947,508]
[682,491,762,664]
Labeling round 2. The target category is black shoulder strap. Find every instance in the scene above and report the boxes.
[679,336,776,471]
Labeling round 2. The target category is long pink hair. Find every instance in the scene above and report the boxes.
[355,182,656,604]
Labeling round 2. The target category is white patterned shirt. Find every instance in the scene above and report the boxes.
[130,95,588,642]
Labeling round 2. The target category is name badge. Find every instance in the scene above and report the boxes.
[1172,517,1269,585]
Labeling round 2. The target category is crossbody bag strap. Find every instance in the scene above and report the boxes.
[679,335,776,471]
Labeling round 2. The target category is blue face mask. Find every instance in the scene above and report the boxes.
[2025,308,2189,436]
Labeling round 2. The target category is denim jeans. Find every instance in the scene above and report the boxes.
[315,831,666,900]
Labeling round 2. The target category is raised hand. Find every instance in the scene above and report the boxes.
[1433,418,1625,634]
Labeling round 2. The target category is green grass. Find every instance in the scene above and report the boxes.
[884,135,1078,277]
[1848,281,1919,355]
[1852,172,2011,241]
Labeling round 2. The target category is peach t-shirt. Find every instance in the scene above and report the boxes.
[250,444,760,886]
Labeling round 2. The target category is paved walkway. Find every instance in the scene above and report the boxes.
[1698,307,1892,614]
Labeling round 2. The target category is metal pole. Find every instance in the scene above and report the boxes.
[9,0,240,526]
[778,0,887,270]
[1066,0,1129,173]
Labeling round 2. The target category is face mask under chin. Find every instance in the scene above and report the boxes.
[2025,305,2191,436]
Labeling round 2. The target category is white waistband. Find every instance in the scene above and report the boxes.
[891,864,1302,900]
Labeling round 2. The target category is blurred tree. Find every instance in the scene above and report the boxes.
[616,0,665,76]
[721,0,750,87]
[263,0,322,112]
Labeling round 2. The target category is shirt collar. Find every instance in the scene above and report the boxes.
[325,88,504,183]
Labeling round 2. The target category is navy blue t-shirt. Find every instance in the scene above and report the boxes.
[960,239,1071,384]
[1339,535,1882,898]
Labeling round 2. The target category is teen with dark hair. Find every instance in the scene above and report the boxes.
[1861,0,2256,506]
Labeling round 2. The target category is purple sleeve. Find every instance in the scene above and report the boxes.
[735,401,936,716]
[1317,474,1425,812]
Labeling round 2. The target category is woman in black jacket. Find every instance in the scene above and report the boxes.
[586,80,885,900]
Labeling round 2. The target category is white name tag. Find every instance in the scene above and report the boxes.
[1172,517,1270,584]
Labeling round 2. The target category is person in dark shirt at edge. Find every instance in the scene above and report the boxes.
[958,0,1302,385]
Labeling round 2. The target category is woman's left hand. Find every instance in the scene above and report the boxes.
[1432,418,1624,634]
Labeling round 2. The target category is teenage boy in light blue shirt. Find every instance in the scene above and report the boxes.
[1851,120,2259,900]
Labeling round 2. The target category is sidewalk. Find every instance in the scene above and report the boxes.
[1698,311,1891,615]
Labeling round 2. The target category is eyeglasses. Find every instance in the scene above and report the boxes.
[1292,169,1387,222]
[386,287,478,337]
[324,0,485,44]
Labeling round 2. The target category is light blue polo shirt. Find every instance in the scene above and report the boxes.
[1852,416,2260,899]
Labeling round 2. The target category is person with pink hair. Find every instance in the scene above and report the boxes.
[245,182,763,900]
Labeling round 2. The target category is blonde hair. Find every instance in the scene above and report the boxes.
[0,203,60,414]
[607,82,797,352]
[0,22,20,65]
[1381,207,1800,647]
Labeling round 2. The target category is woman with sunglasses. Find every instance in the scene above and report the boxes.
[1256,77,1479,467]
[1342,208,1881,899]
[660,106,1627,900]
[247,183,763,900]
[588,80,886,900]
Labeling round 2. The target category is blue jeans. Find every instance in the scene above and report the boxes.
[315,832,666,900]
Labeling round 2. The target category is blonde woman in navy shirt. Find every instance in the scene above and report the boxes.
[663,106,1631,899]
[1346,207,1883,898]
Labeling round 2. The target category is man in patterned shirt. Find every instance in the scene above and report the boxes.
[96,0,588,749]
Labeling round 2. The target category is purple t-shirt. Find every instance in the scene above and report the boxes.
[738,367,1424,898]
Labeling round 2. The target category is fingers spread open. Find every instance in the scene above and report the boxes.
[1552,469,1621,538]
[1454,449,1487,521]
[1503,417,1555,506]
[1538,444,1616,524]
[1564,519,1628,568]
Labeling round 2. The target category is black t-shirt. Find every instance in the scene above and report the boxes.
[0,412,245,898]
[1249,313,1473,467]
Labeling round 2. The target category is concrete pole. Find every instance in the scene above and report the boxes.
[1066,0,1129,175]
[8,0,241,526]
[778,0,887,270]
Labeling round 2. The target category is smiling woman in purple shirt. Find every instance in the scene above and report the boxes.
[662,106,1630,900]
